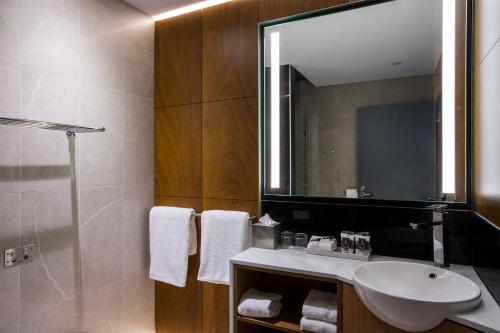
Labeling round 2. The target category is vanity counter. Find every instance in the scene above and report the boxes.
[230,247,500,333]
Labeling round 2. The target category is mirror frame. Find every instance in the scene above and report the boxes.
[258,0,473,209]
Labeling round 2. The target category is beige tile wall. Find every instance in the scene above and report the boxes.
[0,0,154,332]
[300,75,434,197]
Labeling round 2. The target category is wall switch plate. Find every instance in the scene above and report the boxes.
[4,244,36,268]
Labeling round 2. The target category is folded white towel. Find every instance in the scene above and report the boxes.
[300,317,337,333]
[302,289,338,323]
[197,210,250,284]
[237,288,283,318]
[149,206,197,287]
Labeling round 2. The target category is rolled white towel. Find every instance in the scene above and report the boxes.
[308,236,337,252]
[307,235,322,250]
[237,288,283,318]
[300,317,337,333]
[302,289,337,323]
[318,238,337,252]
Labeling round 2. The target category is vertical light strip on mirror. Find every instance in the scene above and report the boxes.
[270,31,280,189]
[442,0,456,194]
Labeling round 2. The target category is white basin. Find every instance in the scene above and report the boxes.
[353,261,481,332]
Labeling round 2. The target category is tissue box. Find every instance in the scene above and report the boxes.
[252,222,281,249]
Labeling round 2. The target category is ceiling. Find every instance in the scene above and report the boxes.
[265,0,443,87]
[123,0,201,17]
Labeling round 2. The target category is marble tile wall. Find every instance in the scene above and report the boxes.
[0,1,154,332]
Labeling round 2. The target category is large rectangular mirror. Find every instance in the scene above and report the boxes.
[261,0,470,204]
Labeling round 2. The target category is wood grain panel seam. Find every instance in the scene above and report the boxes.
[202,197,258,202]
[201,95,259,105]
[155,101,204,109]
[155,195,203,198]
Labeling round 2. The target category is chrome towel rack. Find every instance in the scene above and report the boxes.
[193,212,256,221]
[0,116,105,136]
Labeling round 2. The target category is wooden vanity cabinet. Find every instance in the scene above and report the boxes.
[231,265,478,333]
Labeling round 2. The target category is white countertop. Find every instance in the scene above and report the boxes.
[230,247,500,333]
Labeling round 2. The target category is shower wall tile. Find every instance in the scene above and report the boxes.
[20,190,76,318]
[20,0,80,78]
[19,298,77,333]
[124,274,155,332]
[0,192,20,255]
[0,193,20,332]
[80,187,123,292]
[82,280,124,333]
[1,322,19,333]
[124,93,153,186]
[0,64,20,116]
[81,32,124,91]
[0,64,21,193]
[21,67,79,123]
[20,68,80,192]
[0,0,20,66]
[0,1,154,331]
[20,131,75,192]
[80,0,124,91]
[80,0,124,38]
[79,186,123,225]
[80,84,123,188]
[124,3,154,98]
[124,183,153,278]
[0,266,19,331]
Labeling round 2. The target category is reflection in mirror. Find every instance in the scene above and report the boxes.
[262,0,467,202]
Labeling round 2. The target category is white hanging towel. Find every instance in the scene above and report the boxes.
[197,210,250,284]
[149,206,197,287]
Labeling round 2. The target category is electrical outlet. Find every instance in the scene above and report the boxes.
[4,244,36,268]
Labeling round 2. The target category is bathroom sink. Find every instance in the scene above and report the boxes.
[353,261,481,332]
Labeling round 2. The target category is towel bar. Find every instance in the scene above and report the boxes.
[192,212,256,221]
[0,116,105,135]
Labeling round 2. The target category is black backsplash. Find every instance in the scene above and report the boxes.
[261,200,472,264]
[262,200,500,305]
[472,213,500,306]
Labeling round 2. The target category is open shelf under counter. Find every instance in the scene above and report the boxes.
[231,261,343,333]
[237,304,302,333]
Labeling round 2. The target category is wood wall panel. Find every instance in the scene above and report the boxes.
[155,196,203,211]
[203,198,259,217]
[202,98,258,200]
[202,0,258,102]
[154,196,203,333]
[155,104,202,197]
[258,0,348,22]
[342,283,478,333]
[155,0,380,332]
[155,11,202,107]
[203,283,230,333]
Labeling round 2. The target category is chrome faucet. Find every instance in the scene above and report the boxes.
[359,185,373,198]
[409,204,449,267]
